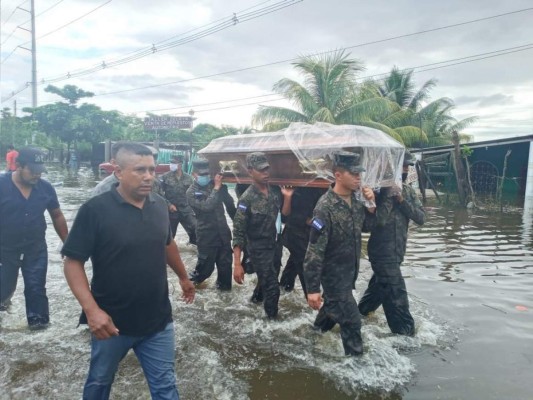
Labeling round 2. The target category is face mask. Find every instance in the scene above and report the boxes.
[169,163,178,172]
[197,175,211,186]
[402,172,408,182]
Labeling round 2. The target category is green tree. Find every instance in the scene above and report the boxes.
[252,51,426,146]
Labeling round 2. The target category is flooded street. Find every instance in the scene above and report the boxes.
[1,166,532,400]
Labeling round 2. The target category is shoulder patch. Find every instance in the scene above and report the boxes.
[311,217,325,232]
[238,203,247,211]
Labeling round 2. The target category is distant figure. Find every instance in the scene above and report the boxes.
[232,152,293,319]
[0,147,68,330]
[359,151,426,336]
[186,159,236,290]
[62,142,194,399]
[5,145,18,172]
[161,154,197,245]
[304,151,376,356]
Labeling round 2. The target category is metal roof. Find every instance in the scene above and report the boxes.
[411,134,533,154]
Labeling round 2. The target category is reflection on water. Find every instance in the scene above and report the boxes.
[1,166,532,400]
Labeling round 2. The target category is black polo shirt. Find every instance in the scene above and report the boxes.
[0,172,60,250]
[62,186,173,336]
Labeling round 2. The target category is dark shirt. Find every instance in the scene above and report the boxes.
[232,184,283,251]
[304,188,376,295]
[368,184,426,264]
[0,172,60,250]
[61,186,173,336]
[186,181,236,247]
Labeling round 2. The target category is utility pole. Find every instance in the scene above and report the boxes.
[30,0,37,108]
[17,0,38,108]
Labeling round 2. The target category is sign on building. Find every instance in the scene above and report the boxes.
[144,116,193,130]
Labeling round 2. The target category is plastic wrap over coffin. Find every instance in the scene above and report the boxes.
[197,122,406,188]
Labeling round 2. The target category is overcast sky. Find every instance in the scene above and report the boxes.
[1,0,532,142]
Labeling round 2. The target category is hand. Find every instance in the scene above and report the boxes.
[85,307,119,340]
[213,174,223,190]
[179,278,195,304]
[281,186,294,197]
[307,292,323,310]
[168,204,177,213]
[362,187,375,202]
[233,263,245,284]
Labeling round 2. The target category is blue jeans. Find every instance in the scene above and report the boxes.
[0,245,49,323]
[83,322,179,400]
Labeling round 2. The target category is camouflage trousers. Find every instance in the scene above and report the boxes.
[314,292,363,356]
[249,243,282,319]
[358,263,415,336]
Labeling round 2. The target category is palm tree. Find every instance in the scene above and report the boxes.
[253,51,427,146]
[377,67,436,110]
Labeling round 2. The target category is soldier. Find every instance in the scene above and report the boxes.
[232,152,293,319]
[304,151,376,356]
[358,151,425,336]
[279,187,325,295]
[161,154,197,245]
[186,159,236,290]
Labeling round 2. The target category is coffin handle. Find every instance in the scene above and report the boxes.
[219,160,240,174]
[299,158,328,175]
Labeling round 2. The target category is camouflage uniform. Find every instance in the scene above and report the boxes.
[304,187,376,356]
[359,181,425,336]
[233,183,283,318]
[161,170,197,244]
[186,177,236,290]
[279,187,325,295]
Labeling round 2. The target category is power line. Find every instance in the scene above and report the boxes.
[88,6,533,99]
[38,0,303,83]
[0,0,27,26]
[1,0,65,47]
[3,6,533,105]
[8,41,533,108]
[137,43,533,117]
[1,0,303,100]
[1,0,110,65]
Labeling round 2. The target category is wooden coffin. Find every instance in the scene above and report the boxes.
[197,122,405,188]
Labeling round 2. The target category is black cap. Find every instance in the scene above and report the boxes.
[332,151,365,173]
[403,151,416,166]
[16,147,47,173]
[171,154,184,163]
[246,152,269,170]
[192,159,210,174]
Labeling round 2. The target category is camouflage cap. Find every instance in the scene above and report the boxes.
[192,159,210,174]
[403,150,416,166]
[246,152,270,170]
[332,151,365,174]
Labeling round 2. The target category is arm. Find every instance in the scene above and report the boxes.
[63,257,119,339]
[186,184,221,213]
[303,209,329,310]
[221,184,237,220]
[397,185,426,226]
[280,186,294,216]
[232,245,244,284]
[49,208,68,242]
[165,241,195,303]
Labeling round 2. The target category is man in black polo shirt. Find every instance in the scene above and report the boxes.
[0,147,68,330]
[62,142,194,400]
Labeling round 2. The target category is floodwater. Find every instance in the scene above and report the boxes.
[0,165,532,400]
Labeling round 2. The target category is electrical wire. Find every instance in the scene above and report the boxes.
[1,0,65,47]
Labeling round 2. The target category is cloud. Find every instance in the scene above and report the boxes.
[2,0,533,141]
